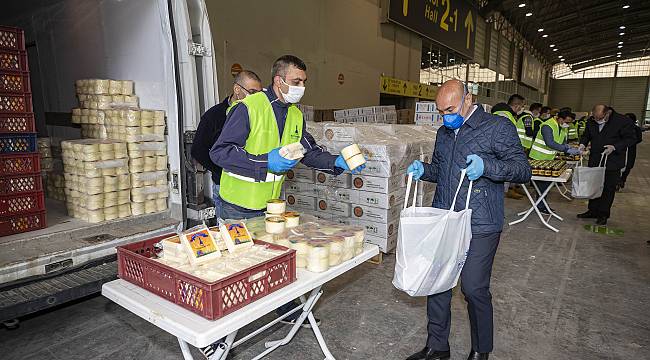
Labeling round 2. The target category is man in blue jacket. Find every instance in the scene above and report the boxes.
[406,80,531,360]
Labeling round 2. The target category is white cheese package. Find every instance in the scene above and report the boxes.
[179,224,222,267]
[219,220,255,253]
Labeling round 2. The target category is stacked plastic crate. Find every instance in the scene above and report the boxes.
[0,26,46,235]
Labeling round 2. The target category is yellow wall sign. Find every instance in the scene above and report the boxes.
[380,75,438,100]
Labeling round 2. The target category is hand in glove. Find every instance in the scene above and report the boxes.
[335,155,366,174]
[465,154,484,181]
[578,144,586,152]
[602,145,615,156]
[567,147,581,156]
[407,160,424,180]
[268,147,298,173]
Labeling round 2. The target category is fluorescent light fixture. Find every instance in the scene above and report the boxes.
[617,52,622,54]
[558,56,563,58]
[618,41,624,45]
[617,54,622,58]
[538,28,544,32]
[553,48,558,52]
[619,26,626,29]
[427,51,431,54]
[622,5,630,9]
[519,3,526,8]
[542,34,548,38]
[619,32,625,36]
[618,45,623,48]
[525,12,533,16]
[549,44,555,48]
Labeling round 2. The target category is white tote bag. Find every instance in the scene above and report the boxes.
[571,154,608,199]
[392,170,473,297]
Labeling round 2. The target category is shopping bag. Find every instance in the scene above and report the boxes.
[392,170,473,297]
[571,154,607,199]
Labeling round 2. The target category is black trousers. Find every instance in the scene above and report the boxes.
[620,145,637,184]
[588,170,621,218]
[426,232,501,353]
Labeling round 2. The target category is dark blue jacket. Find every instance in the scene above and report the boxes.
[421,105,531,234]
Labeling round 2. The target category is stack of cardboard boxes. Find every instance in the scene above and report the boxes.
[333,105,398,124]
[282,122,438,253]
[414,101,443,128]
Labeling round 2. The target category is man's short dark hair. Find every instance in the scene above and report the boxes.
[271,55,307,78]
[233,69,261,84]
[625,112,637,122]
[559,107,572,113]
[529,102,543,112]
[508,94,525,105]
[540,106,551,114]
[558,110,575,120]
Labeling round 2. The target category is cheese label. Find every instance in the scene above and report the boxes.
[185,229,218,258]
[226,223,253,245]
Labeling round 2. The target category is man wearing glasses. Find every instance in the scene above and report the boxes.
[191,70,263,211]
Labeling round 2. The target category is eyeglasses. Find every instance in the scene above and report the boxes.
[236,83,259,95]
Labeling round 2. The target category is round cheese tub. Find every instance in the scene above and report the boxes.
[265,216,286,234]
[282,211,300,228]
[266,199,286,215]
[340,143,366,171]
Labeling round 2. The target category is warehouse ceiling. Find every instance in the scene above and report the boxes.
[481,0,650,71]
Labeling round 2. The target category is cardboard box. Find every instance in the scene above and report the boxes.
[351,174,406,194]
[416,101,436,113]
[316,198,351,217]
[363,160,405,178]
[285,167,315,183]
[365,232,398,253]
[351,203,400,223]
[284,181,325,198]
[322,186,360,203]
[315,171,351,188]
[356,218,398,239]
[333,110,347,121]
[285,193,316,211]
[356,189,405,209]
[323,124,358,142]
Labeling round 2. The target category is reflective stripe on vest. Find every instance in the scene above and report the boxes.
[494,110,532,148]
[529,118,566,160]
[219,92,304,210]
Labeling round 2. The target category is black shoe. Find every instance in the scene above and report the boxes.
[596,217,608,226]
[619,181,626,189]
[467,350,490,360]
[200,342,226,360]
[406,347,451,360]
[577,211,597,219]
[280,317,321,329]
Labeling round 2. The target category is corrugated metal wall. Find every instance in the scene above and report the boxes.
[498,36,511,78]
[549,76,649,118]
[488,27,498,71]
[474,15,487,67]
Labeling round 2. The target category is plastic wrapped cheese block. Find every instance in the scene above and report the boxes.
[144,156,156,172]
[140,110,154,126]
[156,155,168,170]
[155,198,167,211]
[131,201,145,215]
[121,80,134,95]
[94,79,109,94]
[87,209,105,223]
[109,80,122,95]
[153,110,165,125]
[307,240,330,273]
[328,237,344,266]
[181,224,221,266]
[144,200,157,213]
[104,191,118,207]
[131,170,167,187]
[118,189,130,204]
[129,157,144,173]
[288,236,309,268]
[104,206,118,221]
[219,221,254,253]
[118,203,131,218]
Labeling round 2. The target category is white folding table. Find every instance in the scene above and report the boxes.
[509,169,573,232]
[102,244,379,360]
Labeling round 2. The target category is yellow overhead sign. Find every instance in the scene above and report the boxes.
[380,75,438,100]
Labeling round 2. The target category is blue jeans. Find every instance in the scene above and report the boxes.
[217,196,300,321]
[212,183,221,215]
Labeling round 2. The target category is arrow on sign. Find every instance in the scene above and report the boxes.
[402,83,407,94]
[383,80,388,90]
[464,11,474,49]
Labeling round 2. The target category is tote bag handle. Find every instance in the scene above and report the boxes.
[449,169,474,211]
[598,153,609,168]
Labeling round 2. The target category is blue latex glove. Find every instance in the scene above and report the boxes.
[567,147,581,156]
[407,160,424,180]
[268,147,298,173]
[335,155,366,174]
[465,154,484,181]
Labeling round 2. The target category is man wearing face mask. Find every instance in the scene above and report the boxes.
[529,110,581,214]
[577,105,637,225]
[405,80,531,360]
[520,102,542,143]
[191,70,263,210]
[492,94,528,200]
[534,106,552,139]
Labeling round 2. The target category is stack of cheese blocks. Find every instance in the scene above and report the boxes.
[283,122,438,253]
[71,78,169,216]
[333,105,398,124]
[61,139,132,223]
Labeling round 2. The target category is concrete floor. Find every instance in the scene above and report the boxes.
[2,143,650,360]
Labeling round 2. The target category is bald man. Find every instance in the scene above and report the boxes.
[406,80,531,360]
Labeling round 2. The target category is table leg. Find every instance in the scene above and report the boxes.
[308,312,336,360]
[509,184,536,225]
[178,337,195,360]
[530,181,560,232]
[533,181,563,221]
[555,182,572,200]
[211,331,238,360]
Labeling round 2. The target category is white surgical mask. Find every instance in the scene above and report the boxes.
[279,77,305,103]
[541,114,550,119]
[560,123,570,128]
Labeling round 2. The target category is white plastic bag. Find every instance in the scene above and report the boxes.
[571,154,607,199]
[392,170,473,297]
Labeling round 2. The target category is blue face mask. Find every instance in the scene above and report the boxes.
[442,93,466,130]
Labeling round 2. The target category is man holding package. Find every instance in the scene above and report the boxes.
[405,79,531,360]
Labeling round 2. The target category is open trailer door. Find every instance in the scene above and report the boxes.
[0,0,218,326]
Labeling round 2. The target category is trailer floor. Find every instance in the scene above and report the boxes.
[2,143,649,360]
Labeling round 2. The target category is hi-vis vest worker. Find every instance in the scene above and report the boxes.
[529,118,567,160]
[494,110,532,149]
[219,92,303,210]
[567,121,579,141]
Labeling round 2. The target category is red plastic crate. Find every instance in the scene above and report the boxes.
[0,153,40,175]
[0,174,42,195]
[0,26,25,51]
[0,71,30,93]
[117,236,297,320]
[0,50,28,73]
[0,113,34,133]
[0,210,46,236]
[0,93,32,113]
[0,191,45,217]
[0,133,37,153]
